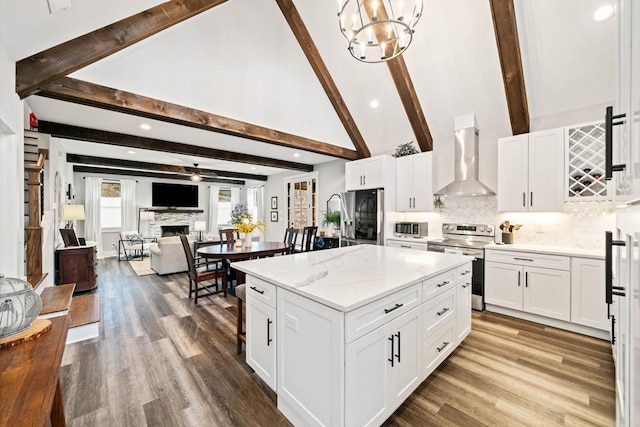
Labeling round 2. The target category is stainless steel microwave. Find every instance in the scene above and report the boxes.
[394,222,428,238]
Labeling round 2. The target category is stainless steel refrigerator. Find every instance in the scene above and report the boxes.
[341,189,384,246]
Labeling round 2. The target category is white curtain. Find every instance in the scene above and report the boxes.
[120,179,137,232]
[231,187,240,209]
[256,185,265,222]
[84,177,103,258]
[208,186,219,236]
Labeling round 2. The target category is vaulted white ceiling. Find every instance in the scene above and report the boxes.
[0,0,617,176]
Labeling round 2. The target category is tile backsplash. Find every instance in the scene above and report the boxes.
[398,196,615,250]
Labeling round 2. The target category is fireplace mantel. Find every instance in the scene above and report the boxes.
[147,209,204,214]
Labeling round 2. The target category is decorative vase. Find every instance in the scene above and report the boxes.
[244,232,253,247]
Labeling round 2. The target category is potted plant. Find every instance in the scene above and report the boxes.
[230,203,265,246]
[392,141,419,158]
[322,210,341,237]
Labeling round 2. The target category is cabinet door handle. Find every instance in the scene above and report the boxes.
[395,331,401,362]
[436,307,450,316]
[522,192,525,207]
[267,318,273,346]
[436,281,450,288]
[363,176,366,186]
[250,286,265,295]
[437,341,450,352]
[384,303,403,314]
[388,335,395,367]
[518,271,521,286]
[461,270,471,276]
[611,315,616,345]
[513,257,534,262]
[530,192,533,207]
[409,197,412,208]
[605,106,627,180]
[605,231,626,307]
[525,272,528,287]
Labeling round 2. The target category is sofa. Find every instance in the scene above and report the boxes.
[149,235,196,275]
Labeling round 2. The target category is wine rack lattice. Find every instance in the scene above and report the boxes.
[567,122,609,200]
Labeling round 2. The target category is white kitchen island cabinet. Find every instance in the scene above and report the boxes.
[235,245,472,427]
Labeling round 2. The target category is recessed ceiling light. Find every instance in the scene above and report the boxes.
[370,99,380,109]
[140,123,151,130]
[293,153,301,158]
[593,4,614,22]
[127,150,136,155]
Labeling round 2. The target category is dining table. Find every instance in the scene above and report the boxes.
[196,241,290,286]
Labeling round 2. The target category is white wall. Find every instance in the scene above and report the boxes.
[0,39,24,277]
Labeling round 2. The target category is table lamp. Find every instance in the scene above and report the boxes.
[139,211,155,234]
[63,204,85,230]
[194,221,206,241]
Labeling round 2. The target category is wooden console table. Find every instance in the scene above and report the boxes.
[0,315,70,426]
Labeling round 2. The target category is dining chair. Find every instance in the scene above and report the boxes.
[180,235,227,304]
[283,227,299,254]
[219,228,238,245]
[297,226,318,253]
[235,284,246,354]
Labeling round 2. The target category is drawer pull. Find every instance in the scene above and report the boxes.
[436,307,450,316]
[384,303,404,314]
[437,341,450,352]
[400,245,412,249]
[462,283,471,288]
[436,281,450,288]
[250,286,265,295]
[513,257,534,262]
[460,270,471,276]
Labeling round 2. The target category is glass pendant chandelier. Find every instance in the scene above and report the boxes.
[338,0,423,63]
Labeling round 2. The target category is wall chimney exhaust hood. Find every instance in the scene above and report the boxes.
[434,113,495,197]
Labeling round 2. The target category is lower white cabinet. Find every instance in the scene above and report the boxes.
[570,258,607,330]
[345,307,422,427]
[485,251,571,322]
[456,275,472,343]
[246,295,277,391]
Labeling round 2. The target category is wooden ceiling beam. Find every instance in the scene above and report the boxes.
[364,3,433,152]
[66,154,268,181]
[274,0,371,158]
[489,0,530,135]
[37,77,360,160]
[73,165,245,185]
[38,121,313,172]
[16,0,229,98]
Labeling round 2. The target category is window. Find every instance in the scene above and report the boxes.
[100,182,121,229]
[217,188,232,225]
[285,173,317,229]
[247,186,263,222]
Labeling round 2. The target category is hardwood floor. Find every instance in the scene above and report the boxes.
[60,258,615,426]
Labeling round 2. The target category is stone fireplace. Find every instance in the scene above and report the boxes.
[161,225,190,237]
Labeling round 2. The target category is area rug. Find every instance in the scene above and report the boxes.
[128,257,156,276]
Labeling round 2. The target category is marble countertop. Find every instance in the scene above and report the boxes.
[484,242,604,259]
[233,245,472,312]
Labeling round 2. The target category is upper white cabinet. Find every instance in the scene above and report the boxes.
[498,128,564,212]
[565,122,611,201]
[396,152,434,211]
[345,155,393,191]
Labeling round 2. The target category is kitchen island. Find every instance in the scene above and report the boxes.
[234,245,472,426]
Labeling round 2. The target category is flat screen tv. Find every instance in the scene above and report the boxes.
[152,182,199,208]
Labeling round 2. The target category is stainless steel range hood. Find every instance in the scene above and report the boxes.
[434,113,495,197]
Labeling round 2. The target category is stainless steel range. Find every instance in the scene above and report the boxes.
[427,223,495,311]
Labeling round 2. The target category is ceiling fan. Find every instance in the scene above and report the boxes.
[189,163,217,182]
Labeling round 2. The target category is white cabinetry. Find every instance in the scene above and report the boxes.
[485,250,571,321]
[456,266,472,343]
[386,239,429,251]
[345,155,392,191]
[396,152,433,211]
[498,128,564,212]
[246,278,278,391]
[345,307,422,427]
[570,258,607,330]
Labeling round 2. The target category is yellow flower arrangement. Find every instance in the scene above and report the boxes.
[233,214,265,234]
